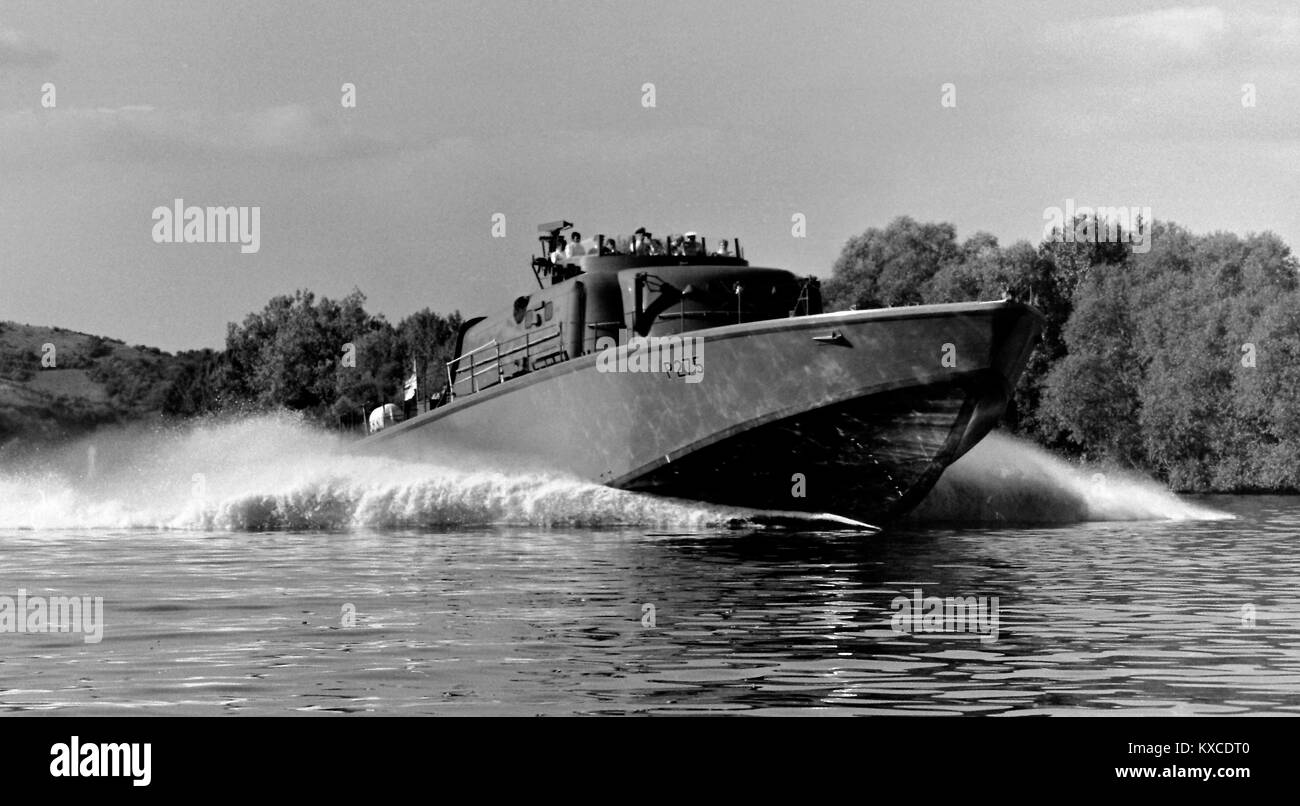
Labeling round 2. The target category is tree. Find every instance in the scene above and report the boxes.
[396,308,463,397]
[1040,262,1146,466]
[822,217,961,310]
[218,288,396,422]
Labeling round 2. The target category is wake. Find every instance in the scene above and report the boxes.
[0,414,744,531]
[0,416,1229,531]
[907,431,1232,524]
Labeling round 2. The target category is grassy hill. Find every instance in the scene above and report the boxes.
[0,321,186,451]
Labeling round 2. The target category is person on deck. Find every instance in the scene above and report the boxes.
[632,227,652,255]
[566,231,586,258]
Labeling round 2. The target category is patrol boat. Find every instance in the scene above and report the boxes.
[360,221,1042,525]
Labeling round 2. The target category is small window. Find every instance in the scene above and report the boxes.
[512,296,530,324]
[544,301,554,321]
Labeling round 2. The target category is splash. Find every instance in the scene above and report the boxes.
[0,416,1223,532]
[0,413,757,531]
[907,431,1232,524]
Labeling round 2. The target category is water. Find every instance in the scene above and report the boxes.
[0,416,1296,715]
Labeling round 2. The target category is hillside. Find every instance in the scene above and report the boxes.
[0,291,463,456]
[0,321,186,451]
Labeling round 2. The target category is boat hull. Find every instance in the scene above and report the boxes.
[358,300,1042,523]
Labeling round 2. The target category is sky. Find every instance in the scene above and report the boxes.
[0,0,1297,352]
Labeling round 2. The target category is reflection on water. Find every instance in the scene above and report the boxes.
[0,495,1297,715]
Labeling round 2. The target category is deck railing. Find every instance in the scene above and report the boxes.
[445,323,565,401]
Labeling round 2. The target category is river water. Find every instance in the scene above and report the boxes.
[0,416,1296,715]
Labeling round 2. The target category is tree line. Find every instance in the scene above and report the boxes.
[163,290,462,429]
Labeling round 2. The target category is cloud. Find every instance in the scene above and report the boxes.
[1039,6,1299,71]
[0,27,57,67]
[0,103,406,167]
[1115,6,1228,52]
[1014,6,1300,146]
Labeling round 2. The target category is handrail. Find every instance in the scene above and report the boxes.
[498,324,561,361]
[454,339,501,361]
[651,310,735,321]
[445,323,564,402]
